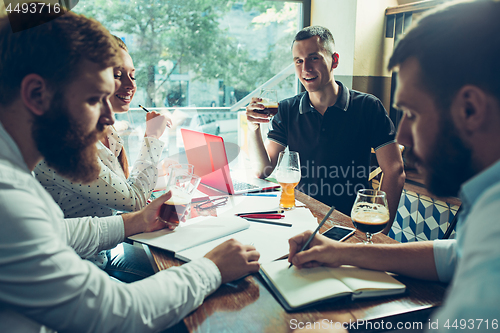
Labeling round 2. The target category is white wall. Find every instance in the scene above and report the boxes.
[354,0,398,77]
[310,0,357,78]
[311,0,400,78]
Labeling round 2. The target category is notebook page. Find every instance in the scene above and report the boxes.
[330,266,406,298]
[177,227,280,263]
[261,259,352,309]
[176,198,318,263]
[129,216,250,253]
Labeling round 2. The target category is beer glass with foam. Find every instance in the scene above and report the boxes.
[350,189,390,244]
[158,173,201,229]
[275,151,301,210]
[258,89,279,117]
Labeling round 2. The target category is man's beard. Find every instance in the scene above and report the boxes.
[404,114,475,198]
[32,92,104,184]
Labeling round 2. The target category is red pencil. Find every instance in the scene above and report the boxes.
[238,214,284,219]
[235,209,284,216]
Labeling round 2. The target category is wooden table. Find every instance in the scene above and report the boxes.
[146,191,447,333]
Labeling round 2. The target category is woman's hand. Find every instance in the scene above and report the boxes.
[144,111,172,139]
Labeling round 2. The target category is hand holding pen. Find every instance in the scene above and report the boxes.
[140,105,173,129]
[288,205,335,268]
[141,105,173,138]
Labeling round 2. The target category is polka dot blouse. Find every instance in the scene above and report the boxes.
[34,127,165,219]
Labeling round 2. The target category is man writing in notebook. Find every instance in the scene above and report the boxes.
[246,26,405,233]
[288,1,500,331]
[0,9,259,332]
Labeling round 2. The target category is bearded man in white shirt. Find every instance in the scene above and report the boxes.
[0,8,259,333]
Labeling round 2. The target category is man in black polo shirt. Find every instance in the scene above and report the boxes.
[246,26,405,233]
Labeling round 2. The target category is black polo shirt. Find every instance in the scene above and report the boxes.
[268,81,396,215]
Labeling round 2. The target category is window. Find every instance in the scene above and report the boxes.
[73,0,309,161]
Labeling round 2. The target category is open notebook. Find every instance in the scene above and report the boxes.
[260,259,406,311]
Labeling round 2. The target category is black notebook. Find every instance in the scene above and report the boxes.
[260,259,406,311]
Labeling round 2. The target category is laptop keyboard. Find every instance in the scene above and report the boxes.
[232,180,260,191]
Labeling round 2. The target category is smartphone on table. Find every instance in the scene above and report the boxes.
[321,225,355,242]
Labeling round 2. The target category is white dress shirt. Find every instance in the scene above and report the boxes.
[34,126,165,268]
[0,122,221,333]
[428,160,500,332]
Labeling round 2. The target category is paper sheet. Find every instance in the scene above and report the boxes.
[176,196,318,263]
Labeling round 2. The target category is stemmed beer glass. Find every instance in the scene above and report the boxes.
[275,151,301,210]
[351,189,390,244]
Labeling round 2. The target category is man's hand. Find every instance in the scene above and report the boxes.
[205,239,260,283]
[288,231,344,269]
[246,97,273,131]
[122,191,172,237]
[145,111,172,139]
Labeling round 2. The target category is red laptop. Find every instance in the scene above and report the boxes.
[180,129,279,195]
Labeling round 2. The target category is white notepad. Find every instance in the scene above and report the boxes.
[129,216,250,254]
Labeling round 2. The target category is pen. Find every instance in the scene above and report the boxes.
[238,214,284,219]
[241,217,292,227]
[139,104,173,128]
[289,205,335,268]
[235,209,284,216]
[246,193,278,197]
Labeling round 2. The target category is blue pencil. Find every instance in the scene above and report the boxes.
[246,193,277,197]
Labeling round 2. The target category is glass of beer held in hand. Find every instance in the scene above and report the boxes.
[258,89,279,117]
[275,151,301,210]
[351,189,390,244]
[158,173,201,229]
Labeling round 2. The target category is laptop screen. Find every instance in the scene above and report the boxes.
[181,129,235,194]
